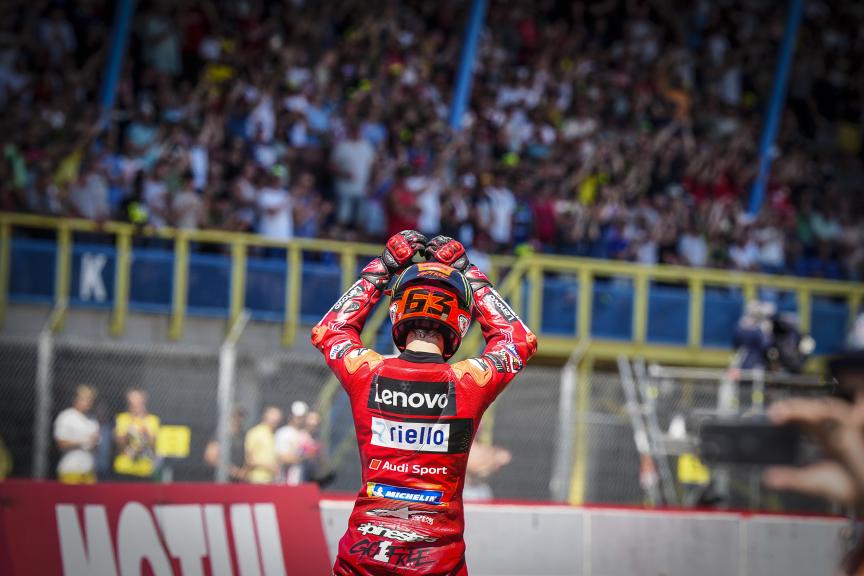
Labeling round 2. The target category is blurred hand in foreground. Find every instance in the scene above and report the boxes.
[764,397,864,507]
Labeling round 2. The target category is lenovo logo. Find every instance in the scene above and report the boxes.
[368,377,456,416]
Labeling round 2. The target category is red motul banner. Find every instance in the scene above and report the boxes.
[0,481,331,576]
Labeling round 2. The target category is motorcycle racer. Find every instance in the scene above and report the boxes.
[312,231,537,575]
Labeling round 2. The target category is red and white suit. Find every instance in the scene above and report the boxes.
[312,262,537,575]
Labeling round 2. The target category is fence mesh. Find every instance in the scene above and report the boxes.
[0,334,835,511]
[575,364,832,511]
[0,338,38,477]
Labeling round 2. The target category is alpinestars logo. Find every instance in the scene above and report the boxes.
[357,523,436,543]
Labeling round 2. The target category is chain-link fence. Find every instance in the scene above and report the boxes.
[565,360,832,512]
[0,330,836,511]
[0,328,566,501]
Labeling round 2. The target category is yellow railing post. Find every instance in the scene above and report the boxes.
[229,239,247,327]
[0,219,10,327]
[54,225,72,331]
[341,250,356,292]
[110,229,132,336]
[528,263,542,330]
[688,277,704,350]
[569,354,594,505]
[169,233,189,340]
[743,280,757,303]
[850,292,863,331]
[578,267,593,340]
[283,245,302,346]
[797,287,811,333]
[512,269,524,317]
[633,271,648,344]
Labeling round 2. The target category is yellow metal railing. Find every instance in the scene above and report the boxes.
[1,213,862,367]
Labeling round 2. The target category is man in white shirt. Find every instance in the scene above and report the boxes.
[484,173,516,247]
[330,122,375,229]
[172,173,204,230]
[54,385,100,484]
[729,231,760,271]
[143,161,171,228]
[274,401,312,485]
[257,172,293,242]
[678,224,708,267]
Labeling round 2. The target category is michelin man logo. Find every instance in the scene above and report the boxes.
[389,303,399,324]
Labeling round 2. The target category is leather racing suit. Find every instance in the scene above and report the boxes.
[311,263,537,575]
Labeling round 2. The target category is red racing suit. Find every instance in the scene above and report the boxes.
[311,264,537,575]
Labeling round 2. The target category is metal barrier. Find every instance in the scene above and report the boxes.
[3,213,861,366]
[320,500,849,576]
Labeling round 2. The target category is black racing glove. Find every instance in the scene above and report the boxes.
[425,235,490,291]
[362,230,428,290]
[382,230,428,274]
[424,235,470,271]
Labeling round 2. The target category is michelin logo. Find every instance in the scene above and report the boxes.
[367,482,444,505]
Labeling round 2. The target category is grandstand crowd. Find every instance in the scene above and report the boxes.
[1,0,863,279]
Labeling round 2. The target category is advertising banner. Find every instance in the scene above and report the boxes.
[0,481,331,576]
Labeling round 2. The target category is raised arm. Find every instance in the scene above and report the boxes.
[311,231,427,387]
[425,236,538,399]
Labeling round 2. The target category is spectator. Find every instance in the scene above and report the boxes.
[256,172,292,243]
[114,388,160,481]
[385,166,420,238]
[143,161,171,228]
[204,407,247,482]
[54,385,100,484]
[678,224,708,267]
[292,171,329,239]
[463,439,512,501]
[67,163,110,221]
[172,171,205,230]
[331,121,375,230]
[274,401,319,485]
[244,406,282,484]
[482,172,516,250]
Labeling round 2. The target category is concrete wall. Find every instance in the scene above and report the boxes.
[320,500,848,576]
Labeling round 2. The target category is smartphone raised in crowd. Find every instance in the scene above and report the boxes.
[698,418,803,466]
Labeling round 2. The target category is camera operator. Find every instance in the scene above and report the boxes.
[733,300,815,373]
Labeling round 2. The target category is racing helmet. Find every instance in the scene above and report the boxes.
[389,262,473,359]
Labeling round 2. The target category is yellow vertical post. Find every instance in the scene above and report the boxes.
[0,220,10,327]
[283,245,302,346]
[849,292,863,331]
[569,354,594,505]
[229,239,247,327]
[478,406,495,446]
[54,225,72,330]
[688,277,704,350]
[168,233,189,341]
[341,250,356,292]
[528,263,542,331]
[110,229,132,336]
[487,260,499,285]
[578,267,593,340]
[512,268,524,316]
[797,287,811,333]
[743,280,757,303]
[633,271,648,344]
